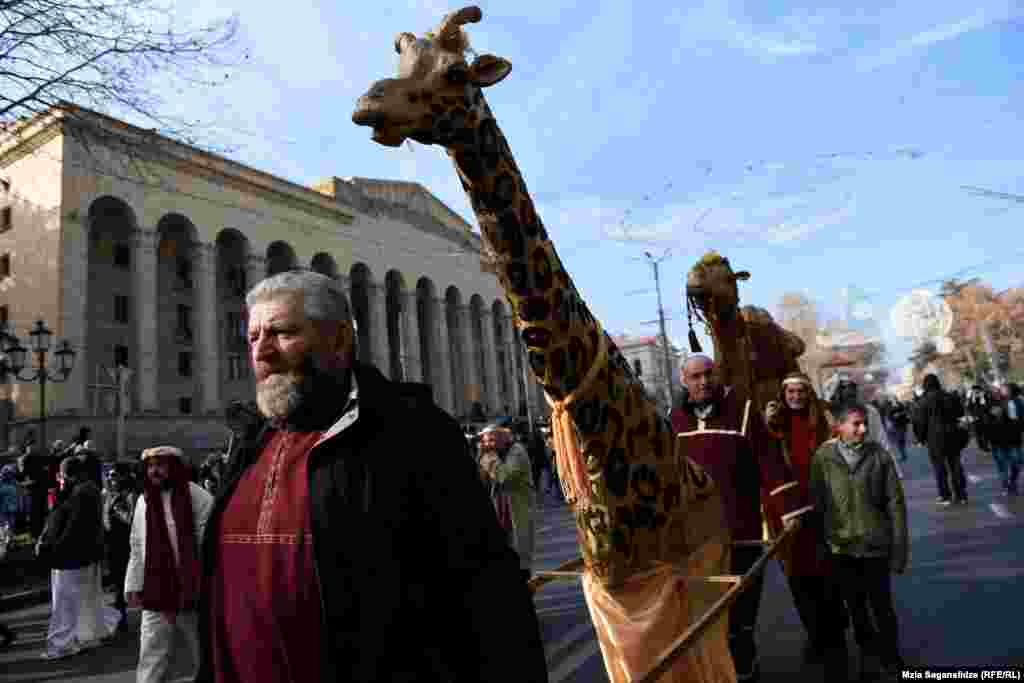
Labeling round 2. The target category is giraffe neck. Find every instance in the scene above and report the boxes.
[443,108,598,401]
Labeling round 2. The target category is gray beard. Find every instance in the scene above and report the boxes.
[256,373,306,422]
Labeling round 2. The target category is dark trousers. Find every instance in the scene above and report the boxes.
[29,489,48,538]
[729,545,764,681]
[928,447,966,500]
[831,555,901,663]
[787,573,847,648]
[106,527,131,612]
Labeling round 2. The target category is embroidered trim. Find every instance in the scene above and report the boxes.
[781,505,814,524]
[769,481,799,497]
[222,533,313,545]
[741,399,750,437]
[256,433,291,536]
[676,429,746,438]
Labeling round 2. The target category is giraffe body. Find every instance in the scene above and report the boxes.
[354,9,734,680]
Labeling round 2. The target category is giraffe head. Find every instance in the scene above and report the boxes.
[686,251,750,323]
[352,6,511,148]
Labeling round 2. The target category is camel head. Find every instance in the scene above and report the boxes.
[352,6,512,148]
[686,251,750,323]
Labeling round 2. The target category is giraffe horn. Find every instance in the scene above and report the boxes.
[436,6,482,41]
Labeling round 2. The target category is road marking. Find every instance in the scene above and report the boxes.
[989,502,1014,519]
[545,620,598,662]
[550,639,603,683]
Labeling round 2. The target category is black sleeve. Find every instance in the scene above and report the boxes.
[413,407,548,682]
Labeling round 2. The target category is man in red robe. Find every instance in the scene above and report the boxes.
[765,372,849,672]
[670,355,811,683]
[195,270,547,683]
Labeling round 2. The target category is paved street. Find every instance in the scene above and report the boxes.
[2,442,1022,682]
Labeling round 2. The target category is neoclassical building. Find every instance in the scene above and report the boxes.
[0,105,545,455]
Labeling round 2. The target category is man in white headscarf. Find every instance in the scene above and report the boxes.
[477,425,537,582]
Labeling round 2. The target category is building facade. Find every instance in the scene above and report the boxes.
[611,334,684,414]
[0,106,546,455]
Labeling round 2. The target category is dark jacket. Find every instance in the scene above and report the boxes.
[986,397,1024,449]
[912,388,964,455]
[36,480,104,570]
[810,439,908,572]
[197,363,548,683]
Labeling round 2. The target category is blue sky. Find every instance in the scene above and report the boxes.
[146,0,1022,378]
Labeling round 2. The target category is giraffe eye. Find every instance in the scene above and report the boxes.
[445,62,469,84]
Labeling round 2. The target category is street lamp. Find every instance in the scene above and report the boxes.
[0,319,76,450]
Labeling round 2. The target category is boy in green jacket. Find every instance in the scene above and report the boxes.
[810,401,909,679]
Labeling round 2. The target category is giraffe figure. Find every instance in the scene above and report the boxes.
[354,8,734,681]
[685,251,807,416]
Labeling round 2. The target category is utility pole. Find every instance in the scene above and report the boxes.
[644,250,676,409]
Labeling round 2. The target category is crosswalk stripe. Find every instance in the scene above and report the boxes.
[544,621,597,662]
[550,639,603,683]
[989,502,1014,519]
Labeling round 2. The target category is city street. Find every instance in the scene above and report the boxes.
[2,442,1022,682]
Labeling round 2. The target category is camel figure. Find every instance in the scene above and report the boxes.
[686,252,807,415]
[354,8,735,682]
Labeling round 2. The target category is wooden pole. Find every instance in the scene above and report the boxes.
[635,524,797,683]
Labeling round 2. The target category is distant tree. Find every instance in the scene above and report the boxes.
[0,0,242,149]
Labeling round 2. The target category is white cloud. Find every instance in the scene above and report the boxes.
[855,10,1003,72]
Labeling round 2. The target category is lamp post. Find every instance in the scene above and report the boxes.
[0,319,76,450]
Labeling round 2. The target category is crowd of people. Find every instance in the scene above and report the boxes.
[1,267,1021,682]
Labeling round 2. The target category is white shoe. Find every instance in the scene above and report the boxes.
[41,644,81,660]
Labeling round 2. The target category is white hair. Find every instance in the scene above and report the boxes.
[246,270,351,322]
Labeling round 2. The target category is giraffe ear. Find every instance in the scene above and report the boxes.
[469,55,512,87]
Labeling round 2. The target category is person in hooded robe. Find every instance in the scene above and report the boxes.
[765,372,849,672]
[477,424,537,582]
[125,446,213,683]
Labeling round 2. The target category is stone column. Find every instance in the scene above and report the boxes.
[401,292,422,382]
[480,311,500,416]
[435,298,454,415]
[194,242,221,414]
[132,229,160,412]
[246,254,266,295]
[368,283,390,376]
[458,306,480,413]
[505,315,523,418]
[59,216,90,414]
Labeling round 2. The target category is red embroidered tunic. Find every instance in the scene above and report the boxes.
[670,390,805,541]
[778,413,830,576]
[210,430,325,683]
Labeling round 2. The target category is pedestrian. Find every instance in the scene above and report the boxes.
[478,424,537,581]
[825,375,900,476]
[104,462,137,631]
[912,374,968,505]
[73,446,121,648]
[964,385,991,452]
[764,372,848,672]
[196,270,547,682]
[35,456,106,660]
[988,384,1023,496]
[811,402,909,679]
[671,355,810,683]
[19,444,50,539]
[124,445,213,683]
[0,464,17,532]
[883,398,911,462]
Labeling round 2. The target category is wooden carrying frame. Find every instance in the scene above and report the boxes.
[528,526,797,683]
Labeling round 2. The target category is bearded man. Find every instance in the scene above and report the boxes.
[125,446,213,683]
[764,372,848,670]
[196,270,546,683]
[670,355,811,683]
